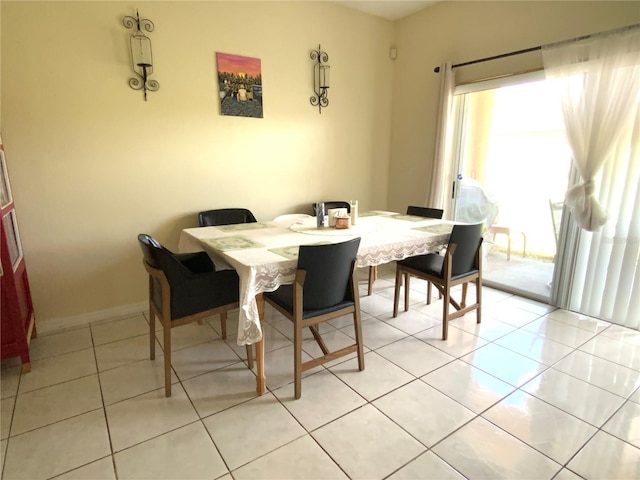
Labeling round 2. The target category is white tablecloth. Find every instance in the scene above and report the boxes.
[178,212,452,345]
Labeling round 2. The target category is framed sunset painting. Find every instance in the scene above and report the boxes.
[216,52,263,118]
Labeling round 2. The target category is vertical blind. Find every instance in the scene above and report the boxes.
[545,26,640,329]
[568,106,639,328]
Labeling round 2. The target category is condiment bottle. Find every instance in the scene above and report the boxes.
[316,202,325,228]
[350,200,358,225]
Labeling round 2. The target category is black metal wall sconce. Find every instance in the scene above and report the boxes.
[123,10,159,101]
[310,45,330,114]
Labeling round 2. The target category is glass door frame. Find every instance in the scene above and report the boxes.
[444,72,574,304]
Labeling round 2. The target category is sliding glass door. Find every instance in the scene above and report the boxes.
[448,74,573,302]
[447,72,639,329]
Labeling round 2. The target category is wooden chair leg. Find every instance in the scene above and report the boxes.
[429,283,445,303]
[442,286,450,341]
[163,322,172,397]
[294,320,303,399]
[353,310,365,371]
[220,312,227,339]
[393,267,402,318]
[403,273,410,312]
[149,308,156,360]
[310,325,329,354]
[245,344,254,369]
[255,338,266,395]
[461,282,468,309]
[368,266,377,296]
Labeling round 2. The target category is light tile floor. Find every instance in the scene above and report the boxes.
[2,265,639,479]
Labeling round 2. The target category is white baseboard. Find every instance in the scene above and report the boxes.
[38,302,148,335]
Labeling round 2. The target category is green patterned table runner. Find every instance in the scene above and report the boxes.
[269,242,331,260]
[204,236,265,251]
[413,223,454,234]
[216,222,269,232]
[268,245,300,260]
[359,211,395,217]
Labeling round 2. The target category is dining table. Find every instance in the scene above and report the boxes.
[178,210,454,395]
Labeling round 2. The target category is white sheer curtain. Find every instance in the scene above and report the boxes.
[542,27,640,231]
[428,62,454,210]
[544,26,640,328]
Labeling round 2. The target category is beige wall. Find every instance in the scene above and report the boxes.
[3,0,638,330]
[388,0,640,214]
[1,1,394,328]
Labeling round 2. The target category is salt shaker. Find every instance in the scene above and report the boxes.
[350,200,358,226]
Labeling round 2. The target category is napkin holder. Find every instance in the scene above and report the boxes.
[334,214,350,229]
[328,208,348,227]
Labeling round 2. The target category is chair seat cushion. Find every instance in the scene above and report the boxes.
[398,254,443,276]
[398,254,479,281]
[265,285,354,319]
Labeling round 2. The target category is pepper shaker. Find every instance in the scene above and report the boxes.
[350,200,358,226]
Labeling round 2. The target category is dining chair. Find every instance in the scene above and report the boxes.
[312,201,351,216]
[264,238,364,399]
[392,222,484,340]
[487,223,527,261]
[367,206,444,296]
[198,208,257,227]
[406,206,444,219]
[137,234,252,396]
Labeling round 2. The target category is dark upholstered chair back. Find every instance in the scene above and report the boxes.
[138,233,165,269]
[393,222,484,341]
[136,233,246,397]
[138,234,193,288]
[312,201,351,215]
[406,206,444,219]
[198,208,257,227]
[448,223,484,277]
[263,236,364,398]
[137,233,238,317]
[297,237,360,310]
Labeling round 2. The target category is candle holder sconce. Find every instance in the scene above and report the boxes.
[123,10,159,101]
[310,45,330,114]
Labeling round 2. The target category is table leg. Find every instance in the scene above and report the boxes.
[255,293,266,395]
